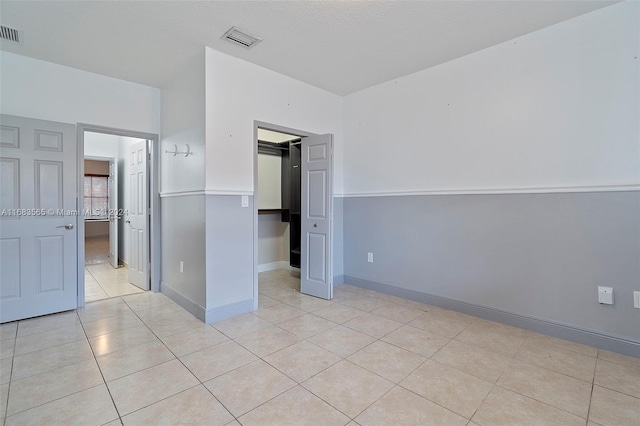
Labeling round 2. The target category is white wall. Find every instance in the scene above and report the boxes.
[343,1,639,195]
[204,48,344,313]
[205,48,344,193]
[84,132,119,159]
[257,154,282,209]
[161,51,206,194]
[0,51,160,134]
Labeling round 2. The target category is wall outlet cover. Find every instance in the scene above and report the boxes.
[597,286,613,305]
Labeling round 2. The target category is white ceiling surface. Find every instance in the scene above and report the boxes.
[0,1,618,95]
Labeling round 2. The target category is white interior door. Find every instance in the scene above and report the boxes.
[300,133,333,299]
[0,114,78,322]
[127,140,148,290]
[108,158,118,269]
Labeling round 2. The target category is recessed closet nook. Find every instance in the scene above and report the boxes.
[257,129,303,286]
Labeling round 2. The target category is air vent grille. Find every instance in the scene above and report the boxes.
[0,25,22,44]
[222,27,262,49]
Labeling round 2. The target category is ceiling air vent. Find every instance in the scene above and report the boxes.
[0,25,22,44]
[221,26,262,49]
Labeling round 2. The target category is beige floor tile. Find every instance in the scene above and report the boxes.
[0,322,18,341]
[598,349,640,369]
[369,303,425,323]
[387,297,435,312]
[431,339,511,383]
[180,340,257,382]
[526,332,598,357]
[122,385,233,426]
[589,385,640,426]
[497,360,592,418]
[284,295,335,312]
[1,383,8,418]
[121,292,174,312]
[254,303,305,324]
[356,386,467,426]
[381,325,450,358]
[82,311,144,337]
[143,312,206,339]
[235,325,300,357]
[134,303,190,323]
[258,295,281,308]
[303,360,394,418]
[205,359,296,416]
[264,340,342,382]
[97,339,176,381]
[89,325,158,357]
[0,338,14,360]
[17,311,80,337]
[594,359,640,398]
[344,313,403,338]
[339,294,386,312]
[313,303,366,324]
[5,384,118,426]
[77,299,133,323]
[308,325,376,357]
[348,340,426,383]
[408,309,475,338]
[400,359,492,419]
[11,339,94,381]
[516,340,597,382]
[107,359,199,415]
[278,313,337,339]
[14,323,86,356]
[212,313,271,339]
[471,387,585,426]
[7,359,103,416]
[238,385,349,426]
[454,319,528,357]
[160,325,228,357]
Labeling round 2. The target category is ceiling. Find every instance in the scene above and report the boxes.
[0,1,618,95]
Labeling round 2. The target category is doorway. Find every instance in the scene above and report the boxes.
[254,121,334,308]
[77,125,161,307]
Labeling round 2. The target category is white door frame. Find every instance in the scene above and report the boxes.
[77,124,161,307]
[253,121,333,309]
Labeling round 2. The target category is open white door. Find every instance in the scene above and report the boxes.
[300,133,333,300]
[127,140,148,290]
[108,158,118,269]
[0,115,78,322]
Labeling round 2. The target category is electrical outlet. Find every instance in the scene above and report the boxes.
[241,195,249,207]
[634,291,640,309]
[597,286,613,305]
[179,261,184,274]
[367,252,374,263]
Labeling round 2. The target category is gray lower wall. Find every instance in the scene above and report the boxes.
[333,196,344,283]
[161,195,206,311]
[344,191,640,343]
[206,194,255,318]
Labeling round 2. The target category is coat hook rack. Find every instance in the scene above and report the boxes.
[165,144,192,157]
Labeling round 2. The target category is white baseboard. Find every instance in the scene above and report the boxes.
[258,261,294,273]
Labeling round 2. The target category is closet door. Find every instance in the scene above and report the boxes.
[300,134,333,300]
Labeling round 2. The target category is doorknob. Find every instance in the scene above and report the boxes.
[126,220,131,224]
[313,223,318,228]
[56,224,74,230]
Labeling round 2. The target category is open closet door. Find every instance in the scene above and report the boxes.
[127,139,148,290]
[300,133,333,300]
[0,115,78,322]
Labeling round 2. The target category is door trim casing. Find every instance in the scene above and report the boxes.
[77,124,161,307]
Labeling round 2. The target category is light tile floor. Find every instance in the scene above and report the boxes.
[0,268,638,425]
[85,236,143,302]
